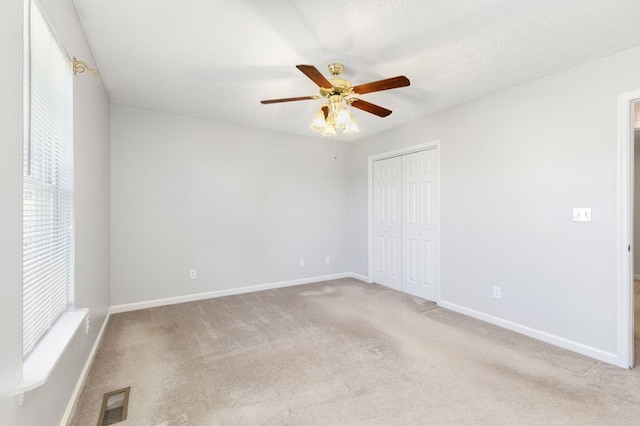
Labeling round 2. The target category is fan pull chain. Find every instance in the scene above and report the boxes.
[334,139,338,159]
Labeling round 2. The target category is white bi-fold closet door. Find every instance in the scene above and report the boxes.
[373,148,440,301]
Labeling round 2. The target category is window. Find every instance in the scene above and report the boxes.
[23,0,74,359]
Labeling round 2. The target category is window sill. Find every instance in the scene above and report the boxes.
[16,308,88,395]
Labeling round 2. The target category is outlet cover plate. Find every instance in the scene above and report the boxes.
[493,286,502,299]
[573,208,591,222]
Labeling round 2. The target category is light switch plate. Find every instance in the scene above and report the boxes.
[573,208,592,222]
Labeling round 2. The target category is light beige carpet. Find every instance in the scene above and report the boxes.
[70,279,640,425]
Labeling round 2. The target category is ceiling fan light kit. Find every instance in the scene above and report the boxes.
[312,93,359,135]
[261,63,409,136]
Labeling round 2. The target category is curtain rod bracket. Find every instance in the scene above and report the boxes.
[72,57,99,76]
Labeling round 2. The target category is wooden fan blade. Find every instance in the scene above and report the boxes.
[352,76,410,95]
[296,65,333,89]
[260,96,318,104]
[350,98,392,117]
[321,105,329,119]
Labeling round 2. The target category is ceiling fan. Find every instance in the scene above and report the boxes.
[260,63,410,135]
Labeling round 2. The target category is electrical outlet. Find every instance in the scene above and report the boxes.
[85,315,90,334]
[325,256,330,264]
[190,269,197,279]
[493,287,501,299]
[299,259,305,267]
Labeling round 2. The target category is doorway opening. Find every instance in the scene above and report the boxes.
[632,101,640,367]
[618,91,640,369]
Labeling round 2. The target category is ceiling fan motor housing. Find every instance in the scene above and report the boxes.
[320,79,352,97]
[319,63,353,98]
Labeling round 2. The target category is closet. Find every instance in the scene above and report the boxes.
[373,147,440,301]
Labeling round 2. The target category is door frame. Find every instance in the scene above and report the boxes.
[367,140,441,301]
[617,90,639,369]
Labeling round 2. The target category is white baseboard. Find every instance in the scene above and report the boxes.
[437,299,622,367]
[349,272,371,283]
[60,308,111,426]
[111,273,355,314]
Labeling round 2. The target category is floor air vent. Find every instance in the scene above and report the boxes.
[98,387,130,426]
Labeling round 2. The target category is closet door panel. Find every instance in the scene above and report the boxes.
[402,149,439,300]
[373,157,402,290]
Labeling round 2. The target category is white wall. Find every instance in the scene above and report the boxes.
[348,45,640,358]
[110,105,350,306]
[0,0,111,424]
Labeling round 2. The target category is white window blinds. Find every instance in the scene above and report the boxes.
[23,0,74,358]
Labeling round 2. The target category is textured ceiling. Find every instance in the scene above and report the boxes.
[73,0,640,141]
